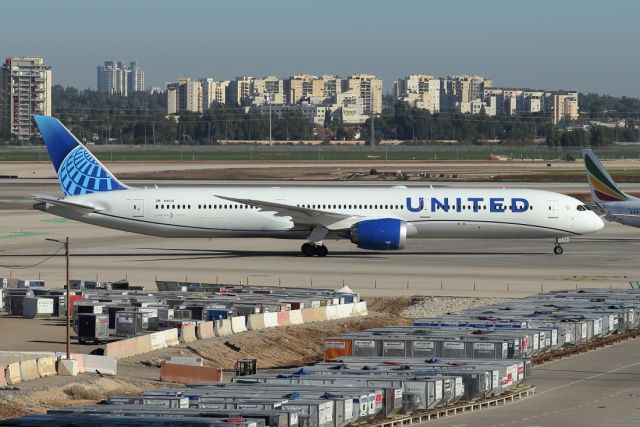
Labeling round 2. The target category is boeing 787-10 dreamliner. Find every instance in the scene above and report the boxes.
[31,115,603,256]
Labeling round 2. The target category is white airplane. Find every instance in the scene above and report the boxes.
[583,148,640,228]
[31,115,603,256]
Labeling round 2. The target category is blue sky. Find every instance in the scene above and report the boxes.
[2,0,638,96]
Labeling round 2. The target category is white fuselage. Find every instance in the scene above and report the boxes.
[40,186,603,241]
[600,200,640,228]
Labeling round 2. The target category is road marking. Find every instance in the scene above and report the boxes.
[538,359,640,395]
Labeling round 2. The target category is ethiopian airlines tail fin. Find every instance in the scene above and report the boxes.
[583,148,636,203]
[33,115,128,197]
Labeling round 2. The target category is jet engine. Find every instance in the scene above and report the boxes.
[350,218,407,250]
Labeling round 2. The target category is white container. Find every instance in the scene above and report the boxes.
[22,297,54,318]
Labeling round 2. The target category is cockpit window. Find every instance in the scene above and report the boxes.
[577,205,587,211]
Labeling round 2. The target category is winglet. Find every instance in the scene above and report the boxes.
[33,115,128,196]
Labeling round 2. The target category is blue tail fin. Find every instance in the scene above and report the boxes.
[33,115,128,197]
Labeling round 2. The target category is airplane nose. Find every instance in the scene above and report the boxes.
[590,212,605,233]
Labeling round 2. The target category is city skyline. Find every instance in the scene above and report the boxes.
[2,0,639,97]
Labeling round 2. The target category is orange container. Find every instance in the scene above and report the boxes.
[324,338,352,361]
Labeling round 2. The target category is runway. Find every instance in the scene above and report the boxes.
[0,208,638,296]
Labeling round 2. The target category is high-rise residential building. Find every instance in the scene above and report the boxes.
[227,76,254,106]
[553,91,579,124]
[440,75,491,112]
[97,61,127,95]
[285,74,324,104]
[166,78,202,114]
[394,74,441,112]
[200,78,231,110]
[252,76,285,105]
[0,57,52,141]
[321,75,343,99]
[127,62,144,93]
[97,61,144,96]
[344,74,382,115]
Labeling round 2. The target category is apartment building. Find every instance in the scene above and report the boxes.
[285,74,325,104]
[553,91,579,124]
[0,57,52,141]
[166,78,202,114]
[127,61,145,93]
[440,75,492,112]
[344,74,382,115]
[251,76,285,105]
[394,74,441,112]
[482,87,579,122]
[200,78,230,110]
[97,61,144,96]
[227,76,254,106]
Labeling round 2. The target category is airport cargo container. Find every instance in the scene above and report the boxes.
[0,414,268,426]
[18,279,46,288]
[115,311,144,336]
[49,405,297,427]
[74,313,109,343]
[22,296,54,318]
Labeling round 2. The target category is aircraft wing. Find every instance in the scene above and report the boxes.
[215,195,362,230]
[32,194,103,213]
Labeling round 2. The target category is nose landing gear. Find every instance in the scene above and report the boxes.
[301,242,328,257]
[553,237,570,255]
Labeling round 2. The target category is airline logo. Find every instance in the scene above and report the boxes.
[58,145,126,196]
[406,196,530,213]
[585,153,627,202]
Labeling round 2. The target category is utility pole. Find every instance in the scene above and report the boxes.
[152,123,156,145]
[46,237,70,360]
[65,237,69,360]
[267,94,272,144]
[370,112,375,146]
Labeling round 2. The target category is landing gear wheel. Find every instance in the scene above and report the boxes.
[316,245,328,257]
[553,245,564,255]
[301,243,315,257]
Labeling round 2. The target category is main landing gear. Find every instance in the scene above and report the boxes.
[301,242,328,257]
[553,237,570,255]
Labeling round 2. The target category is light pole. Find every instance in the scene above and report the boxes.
[46,237,70,360]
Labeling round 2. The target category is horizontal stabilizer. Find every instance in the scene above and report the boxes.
[32,194,103,213]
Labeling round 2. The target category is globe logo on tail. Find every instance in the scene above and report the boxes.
[58,146,126,196]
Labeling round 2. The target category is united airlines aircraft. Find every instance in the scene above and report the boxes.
[583,148,640,228]
[32,116,603,256]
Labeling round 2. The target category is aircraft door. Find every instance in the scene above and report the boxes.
[131,199,144,217]
[547,200,559,218]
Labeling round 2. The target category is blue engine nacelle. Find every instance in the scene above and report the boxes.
[350,218,407,250]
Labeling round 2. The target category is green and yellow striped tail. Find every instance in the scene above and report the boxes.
[583,149,629,202]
